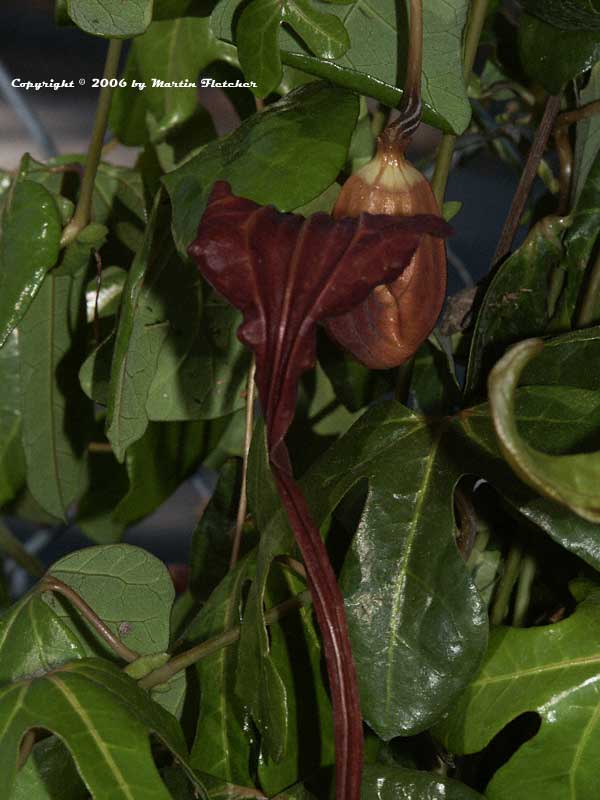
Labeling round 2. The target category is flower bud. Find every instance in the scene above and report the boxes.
[324,140,447,369]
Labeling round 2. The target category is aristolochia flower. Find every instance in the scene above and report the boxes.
[188,180,451,800]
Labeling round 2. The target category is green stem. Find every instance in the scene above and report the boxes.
[229,357,256,570]
[0,522,45,578]
[61,39,123,246]
[512,552,536,627]
[576,247,600,328]
[431,0,490,206]
[490,542,523,626]
[139,590,312,690]
[39,576,139,663]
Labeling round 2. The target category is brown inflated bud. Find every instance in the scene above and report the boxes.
[324,140,447,369]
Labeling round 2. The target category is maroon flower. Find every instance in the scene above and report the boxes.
[189,181,451,800]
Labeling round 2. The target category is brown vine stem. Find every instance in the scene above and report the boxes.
[139,589,312,690]
[492,94,562,265]
[381,0,423,146]
[431,0,490,207]
[229,357,256,570]
[61,38,123,247]
[39,576,139,663]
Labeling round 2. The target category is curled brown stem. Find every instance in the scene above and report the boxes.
[39,576,139,663]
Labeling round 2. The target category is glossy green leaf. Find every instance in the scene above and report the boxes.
[518,13,600,94]
[212,0,470,133]
[489,338,600,522]
[0,596,85,685]
[523,0,600,31]
[11,736,87,800]
[20,267,93,521]
[0,659,204,799]
[0,330,26,508]
[163,82,359,255]
[0,177,61,348]
[44,544,175,657]
[242,411,488,743]
[110,17,236,146]
[187,559,256,785]
[105,194,172,460]
[308,405,488,739]
[361,765,483,799]
[66,0,152,37]
[236,0,349,96]
[465,215,567,400]
[438,590,600,800]
[410,337,461,415]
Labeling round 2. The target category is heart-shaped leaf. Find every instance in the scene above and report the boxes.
[163,82,360,256]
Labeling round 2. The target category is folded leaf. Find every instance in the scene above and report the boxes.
[489,338,600,522]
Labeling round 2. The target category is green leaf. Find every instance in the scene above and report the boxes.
[0,659,205,799]
[163,82,359,255]
[213,0,471,133]
[11,736,87,800]
[523,0,600,31]
[551,147,600,330]
[237,423,289,761]
[257,568,334,795]
[488,338,600,522]
[55,223,107,277]
[66,0,152,37]
[76,448,129,544]
[110,17,235,145]
[0,596,85,685]
[0,330,26,508]
[105,194,172,460]
[438,590,600,800]
[236,0,349,96]
[410,337,461,415]
[44,544,175,658]
[145,277,250,423]
[0,176,61,348]
[520,325,600,389]
[20,267,93,521]
[573,63,600,204]
[187,559,256,785]
[361,765,483,799]
[518,12,600,94]
[242,412,487,743]
[308,405,488,739]
[465,215,567,400]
